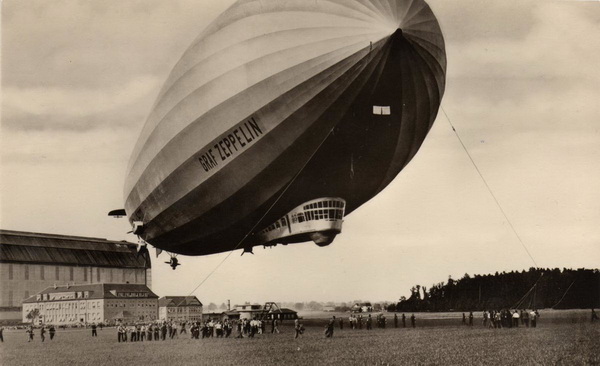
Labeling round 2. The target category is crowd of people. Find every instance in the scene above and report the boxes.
[482,309,540,328]
[6,308,598,343]
[22,324,57,342]
[114,317,285,342]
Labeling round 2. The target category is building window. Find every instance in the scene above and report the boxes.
[84,268,88,282]
[135,270,138,283]
[41,266,45,280]
[55,266,60,280]
[97,268,101,282]
[24,265,29,280]
[8,291,13,307]
[109,268,114,282]
[122,269,126,282]
[69,267,74,281]
[8,264,13,280]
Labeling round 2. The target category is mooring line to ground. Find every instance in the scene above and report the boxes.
[551,280,576,309]
[441,106,538,268]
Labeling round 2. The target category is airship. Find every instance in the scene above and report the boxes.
[113,0,447,257]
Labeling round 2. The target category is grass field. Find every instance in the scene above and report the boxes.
[1,311,598,365]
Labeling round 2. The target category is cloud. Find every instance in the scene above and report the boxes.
[449,2,600,82]
[1,0,234,89]
[2,75,160,118]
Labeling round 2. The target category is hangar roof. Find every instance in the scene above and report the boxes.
[0,230,150,268]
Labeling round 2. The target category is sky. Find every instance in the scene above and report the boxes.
[1,0,599,306]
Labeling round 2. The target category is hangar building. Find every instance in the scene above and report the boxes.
[0,230,151,320]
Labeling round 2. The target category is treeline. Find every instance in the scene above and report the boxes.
[392,268,600,312]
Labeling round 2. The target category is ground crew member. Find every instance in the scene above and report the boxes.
[117,324,127,342]
[40,326,46,342]
[411,314,416,328]
[161,322,167,340]
[512,311,520,327]
[325,316,335,337]
[469,312,474,326]
[91,323,98,337]
[366,315,372,330]
[49,325,56,340]
[402,313,406,328]
[294,318,303,339]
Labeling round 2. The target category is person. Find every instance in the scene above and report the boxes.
[91,323,98,337]
[523,310,530,327]
[339,317,343,330]
[180,321,187,335]
[325,316,335,338]
[469,312,473,326]
[512,310,520,327]
[147,324,153,341]
[272,318,280,334]
[592,309,599,323]
[0,326,4,342]
[530,310,537,328]
[167,322,173,339]
[483,311,489,327]
[234,320,241,338]
[366,314,372,330]
[161,322,167,340]
[140,325,146,341]
[40,326,46,342]
[294,318,304,339]
[27,326,34,342]
[117,324,125,342]
[394,313,398,328]
[215,321,223,338]
[172,322,179,339]
[462,313,466,325]
[48,325,56,340]
[410,314,416,328]
[519,309,525,325]
[154,323,160,341]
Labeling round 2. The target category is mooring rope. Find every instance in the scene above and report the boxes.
[551,280,576,309]
[441,106,538,268]
[511,273,544,309]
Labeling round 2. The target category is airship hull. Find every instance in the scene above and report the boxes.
[124,0,446,256]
